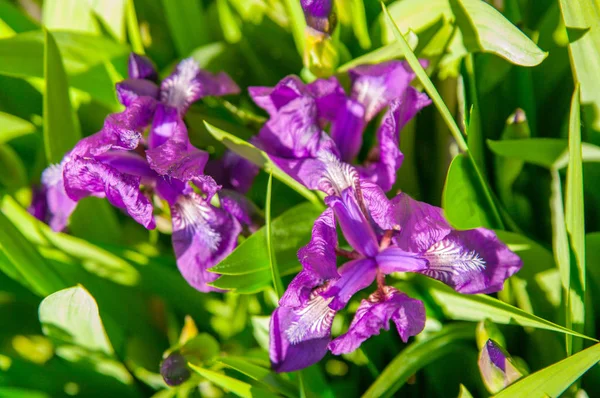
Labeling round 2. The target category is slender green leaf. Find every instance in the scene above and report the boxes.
[217,0,242,43]
[458,385,474,398]
[160,0,209,56]
[349,0,371,49]
[0,0,38,33]
[203,121,321,205]
[125,0,144,54]
[0,111,36,143]
[419,277,595,341]
[362,324,475,398]
[494,343,600,397]
[442,153,495,229]
[218,357,298,398]
[266,172,284,298]
[90,0,127,41]
[565,84,585,354]
[558,0,600,134]
[44,29,81,163]
[282,0,306,55]
[188,364,278,398]
[488,138,600,170]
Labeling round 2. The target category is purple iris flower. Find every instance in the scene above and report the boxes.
[301,0,335,34]
[249,60,431,194]
[269,178,522,372]
[31,54,253,293]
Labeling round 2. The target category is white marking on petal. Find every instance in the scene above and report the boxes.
[317,152,359,196]
[161,58,201,114]
[421,239,486,283]
[172,195,221,251]
[353,76,386,120]
[286,294,335,345]
[41,163,64,187]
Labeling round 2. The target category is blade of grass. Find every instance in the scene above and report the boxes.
[282,0,306,55]
[381,1,503,229]
[266,172,284,298]
[125,0,144,54]
[565,84,585,355]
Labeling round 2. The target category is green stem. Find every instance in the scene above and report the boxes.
[266,172,284,298]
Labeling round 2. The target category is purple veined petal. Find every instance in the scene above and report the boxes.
[171,192,241,292]
[160,58,239,115]
[376,247,428,274]
[349,60,424,122]
[419,228,523,294]
[38,163,77,232]
[146,140,209,183]
[257,96,325,159]
[322,258,377,311]
[282,207,339,308]
[192,175,221,202]
[205,151,259,194]
[359,180,394,231]
[249,76,307,117]
[116,79,160,107]
[94,151,155,177]
[325,188,379,258]
[306,76,347,122]
[63,156,155,229]
[148,104,188,149]
[330,99,366,162]
[270,305,332,373]
[128,53,158,80]
[328,286,425,355]
[388,192,452,253]
[358,87,431,192]
[219,189,260,230]
[154,176,188,206]
[70,96,156,158]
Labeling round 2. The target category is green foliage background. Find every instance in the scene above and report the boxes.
[0,0,599,397]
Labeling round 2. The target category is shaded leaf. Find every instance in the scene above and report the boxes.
[160,0,209,56]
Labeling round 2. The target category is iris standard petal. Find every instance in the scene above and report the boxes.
[322,258,377,311]
[349,61,418,122]
[328,286,425,355]
[269,305,332,373]
[375,247,428,274]
[419,228,522,294]
[249,76,307,117]
[326,188,379,258]
[330,99,366,162]
[40,163,77,232]
[306,77,347,122]
[128,53,158,80]
[160,58,239,115]
[171,193,241,292]
[148,103,187,149]
[63,156,155,229]
[359,87,431,191]
[146,140,209,182]
[116,78,160,107]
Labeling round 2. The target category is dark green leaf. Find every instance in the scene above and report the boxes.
[160,0,209,56]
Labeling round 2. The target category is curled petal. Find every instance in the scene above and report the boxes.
[349,61,421,121]
[387,193,452,253]
[94,151,155,177]
[38,163,77,232]
[192,175,221,202]
[478,339,525,394]
[146,140,209,182]
[419,228,522,294]
[330,99,366,162]
[160,58,239,115]
[375,247,428,274]
[249,76,307,117]
[329,286,425,355]
[63,156,155,229]
[128,53,157,80]
[359,88,431,191]
[283,208,339,307]
[116,79,160,107]
[270,304,332,373]
[360,180,394,231]
[322,258,377,311]
[171,193,241,292]
[306,77,347,122]
[325,188,379,258]
[148,104,188,149]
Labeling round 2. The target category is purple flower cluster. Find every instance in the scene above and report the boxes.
[247,61,523,371]
[31,54,257,292]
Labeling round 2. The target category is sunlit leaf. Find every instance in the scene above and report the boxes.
[188,364,279,398]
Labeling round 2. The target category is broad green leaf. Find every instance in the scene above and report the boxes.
[203,121,321,205]
[565,85,585,354]
[90,0,127,41]
[442,153,495,229]
[488,138,600,170]
[0,111,36,143]
[218,357,298,398]
[210,202,321,276]
[381,0,546,67]
[265,172,284,298]
[558,0,600,133]
[42,0,97,34]
[362,324,475,398]
[494,343,600,397]
[0,209,66,296]
[160,0,209,56]
[419,277,594,341]
[43,29,80,164]
[188,364,278,398]
[38,286,133,385]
